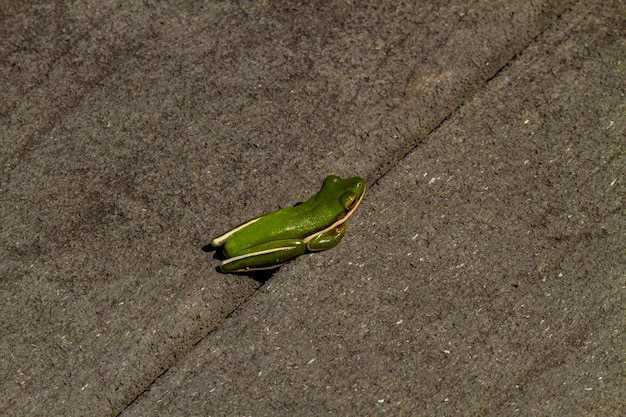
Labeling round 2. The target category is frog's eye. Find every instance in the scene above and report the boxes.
[324,175,340,186]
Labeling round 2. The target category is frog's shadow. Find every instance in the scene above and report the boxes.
[201,243,276,283]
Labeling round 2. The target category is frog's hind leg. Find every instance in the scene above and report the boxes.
[220,239,306,273]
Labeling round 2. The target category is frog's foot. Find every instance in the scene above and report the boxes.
[306,224,346,251]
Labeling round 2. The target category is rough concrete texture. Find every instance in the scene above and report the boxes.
[1,1,624,416]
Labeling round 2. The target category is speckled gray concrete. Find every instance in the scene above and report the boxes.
[120,2,625,416]
[1,1,623,416]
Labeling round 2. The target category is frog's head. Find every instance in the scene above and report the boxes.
[323,174,366,216]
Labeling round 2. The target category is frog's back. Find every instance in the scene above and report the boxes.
[223,200,341,256]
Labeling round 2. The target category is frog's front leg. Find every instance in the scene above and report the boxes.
[305,224,346,251]
[220,239,307,273]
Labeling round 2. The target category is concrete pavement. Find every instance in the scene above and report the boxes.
[1,1,623,415]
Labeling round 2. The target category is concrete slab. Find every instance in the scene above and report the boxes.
[121,1,625,416]
[2,0,623,416]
